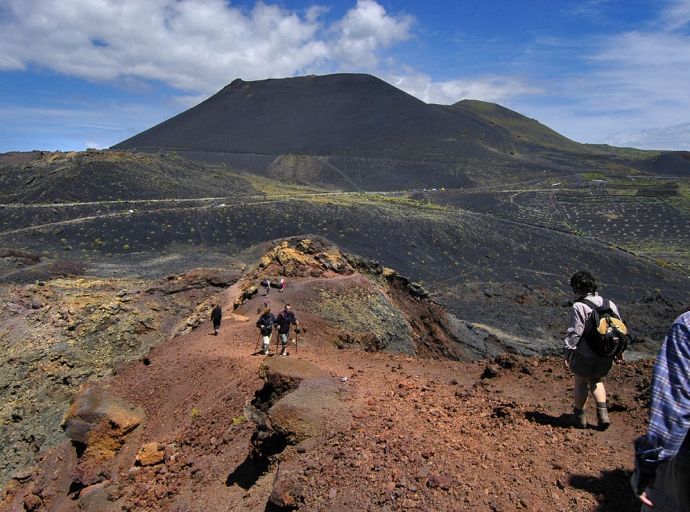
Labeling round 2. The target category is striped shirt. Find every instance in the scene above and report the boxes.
[564,293,621,359]
[634,311,690,473]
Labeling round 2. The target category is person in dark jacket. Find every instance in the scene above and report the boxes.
[274,304,298,356]
[211,304,222,336]
[256,307,275,355]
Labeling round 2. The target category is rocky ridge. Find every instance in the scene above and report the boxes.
[0,237,670,511]
[0,268,240,490]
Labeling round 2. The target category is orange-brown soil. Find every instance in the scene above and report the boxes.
[1,268,651,512]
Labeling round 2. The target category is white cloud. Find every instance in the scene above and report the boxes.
[330,0,414,69]
[659,0,690,31]
[386,71,545,105]
[590,31,690,100]
[0,0,414,94]
[604,122,690,150]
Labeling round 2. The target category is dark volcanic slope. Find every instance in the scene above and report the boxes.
[112,73,690,190]
[0,150,260,204]
[113,74,488,160]
[112,74,568,164]
[449,100,588,154]
[637,150,690,176]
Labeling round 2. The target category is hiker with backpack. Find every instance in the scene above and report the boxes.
[274,304,298,356]
[256,307,275,355]
[562,271,629,429]
[262,278,271,296]
[631,308,690,511]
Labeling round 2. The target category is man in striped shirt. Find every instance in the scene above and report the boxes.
[632,310,690,511]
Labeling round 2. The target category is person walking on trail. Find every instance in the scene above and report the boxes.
[631,308,690,511]
[279,278,286,293]
[274,304,298,356]
[256,307,275,355]
[262,278,271,296]
[211,304,223,336]
[562,271,623,429]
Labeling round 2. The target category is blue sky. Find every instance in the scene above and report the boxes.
[1,0,689,153]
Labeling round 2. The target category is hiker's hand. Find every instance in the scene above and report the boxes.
[615,353,625,364]
[637,491,654,508]
[563,357,570,371]
[631,468,655,507]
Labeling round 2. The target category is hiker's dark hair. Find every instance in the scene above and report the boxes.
[570,271,597,295]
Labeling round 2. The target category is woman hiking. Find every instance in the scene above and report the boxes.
[256,307,275,355]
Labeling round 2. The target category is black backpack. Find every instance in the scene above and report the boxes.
[576,298,630,357]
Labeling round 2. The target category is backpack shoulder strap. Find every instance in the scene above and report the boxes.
[601,299,622,319]
[575,298,598,310]
[578,297,621,320]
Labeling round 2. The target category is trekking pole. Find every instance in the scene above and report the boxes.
[254,333,261,354]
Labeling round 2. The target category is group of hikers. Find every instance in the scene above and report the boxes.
[208,269,688,510]
[262,277,286,295]
[256,277,297,355]
[207,276,298,356]
[256,303,299,356]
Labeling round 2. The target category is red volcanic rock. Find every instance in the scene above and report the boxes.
[269,463,304,508]
[426,473,452,490]
[61,384,144,460]
[135,443,165,467]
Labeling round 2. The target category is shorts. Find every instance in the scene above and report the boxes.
[570,351,613,378]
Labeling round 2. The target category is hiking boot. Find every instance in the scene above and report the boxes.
[597,406,611,430]
[262,346,269,355]
[564,411,587,429]
[280,349,287,356]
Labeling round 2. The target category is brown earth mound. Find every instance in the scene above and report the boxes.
[0,240,654,511]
